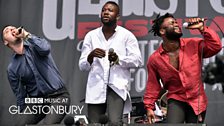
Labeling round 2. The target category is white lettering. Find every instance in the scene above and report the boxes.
[77,105,84,114]
[139,40,148,66]
[77,40,83,52]
[129,69,135,91]
[186,0,198,16]
[145,0,178,17]
[148,40,160,58]
[135,68,147,92]
[122,0,144,16]
[43,0,76,40]
[78,0,118,15]
[9,105,18,114]
[209,0,224,14]
[9,105,84,115]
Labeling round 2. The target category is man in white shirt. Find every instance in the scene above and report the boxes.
[79,1,142,125]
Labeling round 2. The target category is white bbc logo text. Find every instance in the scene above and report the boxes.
[25,98,43,104]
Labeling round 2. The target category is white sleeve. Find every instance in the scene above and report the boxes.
[118,32,142,68]
[79,33,92,71]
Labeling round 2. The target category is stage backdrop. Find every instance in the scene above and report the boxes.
[0,0,224,126]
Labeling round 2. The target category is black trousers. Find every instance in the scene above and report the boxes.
[15,87,70,126]
[167,99,206,123]
[87,86,125,125]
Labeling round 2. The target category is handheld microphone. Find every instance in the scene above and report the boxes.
[183,18,206,28]
[109,48,114,53]
[18,26,23,34]
[109,48,114,66]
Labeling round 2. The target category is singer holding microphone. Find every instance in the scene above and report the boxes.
[144,13,222,124]
[1,25,70,126]
[79,1,142,125]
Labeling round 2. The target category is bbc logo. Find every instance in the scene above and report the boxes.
[25,98,43,104]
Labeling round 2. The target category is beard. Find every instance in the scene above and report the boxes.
[15,38,22,44]
[101,18,117,27]
[11,37,23,46]
[165,27,183,40]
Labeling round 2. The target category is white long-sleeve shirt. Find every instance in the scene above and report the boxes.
[79,25,142,114]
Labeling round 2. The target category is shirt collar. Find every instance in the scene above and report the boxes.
[14,42,29,56]
[100,25,119,32]
[23,41,29,46]
[114,25,119,31]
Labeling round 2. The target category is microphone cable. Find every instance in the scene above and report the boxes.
[107,49,113,95]
[108,62,112,86]
[107,48,115,87]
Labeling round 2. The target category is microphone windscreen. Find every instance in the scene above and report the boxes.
[182,18,206,28]
[99,115,109,124]
[109,48,114,53]
[18,26,23,34]
[182,22,189,28]
[64,115,74,125]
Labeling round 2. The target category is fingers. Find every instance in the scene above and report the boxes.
[146,109,156,124]
[186,17,204,30]
[92,48,106,58]
[147,116,152,124]
[14,27,30,39]
[147,116,156,124]
[91,48,119,63]
[198,114,203,122]
[188,18,202,24]
[108,52,118,62]
[13,28,22,38]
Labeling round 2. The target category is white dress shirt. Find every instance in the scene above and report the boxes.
[79,25,142,114]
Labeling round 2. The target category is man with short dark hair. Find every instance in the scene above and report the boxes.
[144,13,222,124]
[79,1,142,125]
[2,25,70,126]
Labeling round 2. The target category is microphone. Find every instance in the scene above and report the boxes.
[18,26,23,34]
[109,48,114,66]
[183,18,206,28]
[109,48,114,53]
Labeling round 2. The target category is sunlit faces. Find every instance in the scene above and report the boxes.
[100,3,119,26]
[161,17,183,40]
[2,26,21,45]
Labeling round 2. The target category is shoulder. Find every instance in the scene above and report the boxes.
[181,38,202,46]
[149,50,160,60]
[7,61,15,75]
[116,25,137,39]
[147,49,160,65]
[117,26,132,34]
[85,27,102,36]
[7,54,19,72]
[181,37,201,42]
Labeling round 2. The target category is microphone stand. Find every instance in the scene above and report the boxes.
[107,61,113,86]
